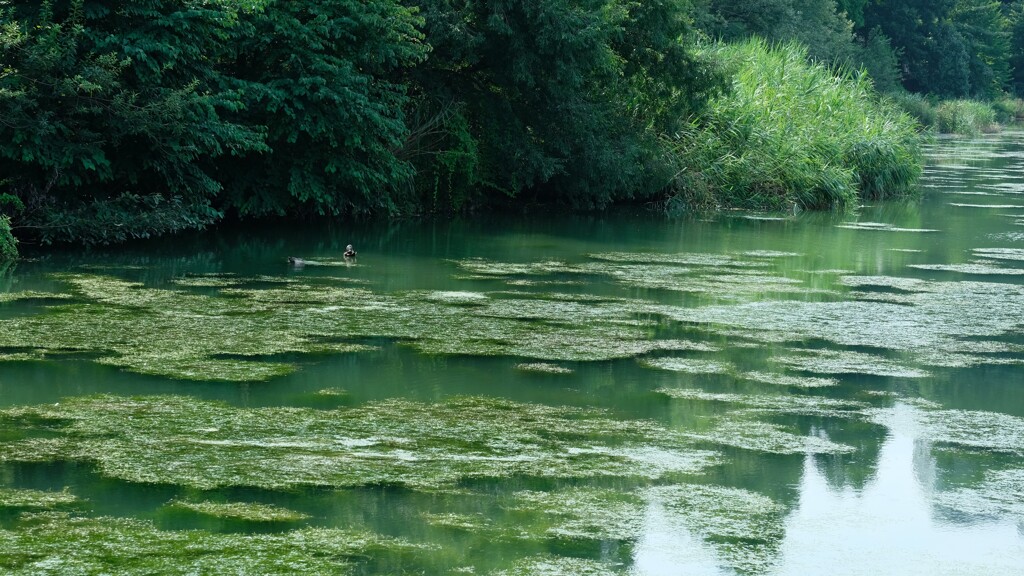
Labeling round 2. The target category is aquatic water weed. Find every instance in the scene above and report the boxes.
[0,273,710,379]
[971,248,1024,262]
[165,500,310,522]
[934,468,1024,522]
[490,555,620,576]
[771,350,931,378]
[0,488,78,509]
[656,387,865,414]
[741,371,840,388]
[514,363,574,374]
[0,395,718,490]
[641,358,734,375]
[867,405,1024,455]
[0,291,73,303]
[684,418,856,454]
[0,512,426,575]
[907,263,1024,275]
[835,223,939,232]
[505,488,645,541]
[646,483,786,574]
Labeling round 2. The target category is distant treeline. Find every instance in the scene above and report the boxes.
[698,0,1024,100]
[0,0,995,251]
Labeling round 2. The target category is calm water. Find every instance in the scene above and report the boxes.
[2,133,1024,574]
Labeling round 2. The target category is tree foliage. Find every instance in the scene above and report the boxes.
[403,0,723,211]
[1,0,725,243]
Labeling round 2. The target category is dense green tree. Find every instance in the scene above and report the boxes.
[0,0,265,244]
[404,0,722,211]
[216,0,427,217]
[1010,0,1024,94]
[863,0,1009,97]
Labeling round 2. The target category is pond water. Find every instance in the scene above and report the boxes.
[2,133,1024,574]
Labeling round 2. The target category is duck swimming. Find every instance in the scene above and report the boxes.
[344,244,357,258]
[287,256,305,266]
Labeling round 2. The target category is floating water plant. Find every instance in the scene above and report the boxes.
[0,291,73,303]
[491,556,620,576]
[771,349,931,378]
[0,395,719,490]
[683,417,856,454]
[655,388,866,417]
[0,488,78,510]
[646,483,786,574]
[505,488,645,541]
[0,512,426,575]
[514,363,574,374]
[934,468,1024,522]
[165,500,310,522]
[641,358,735,375]
[741,371,839,388]
[867,406,1024,456]
[835,223,939,232]
[0,273,742,380]
[907,263,1024,275]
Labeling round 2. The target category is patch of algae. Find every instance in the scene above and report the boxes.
[0,395,718,490]
[514,363,574,374]
[646,484,786,575]
[741,371,839,388]
[972,248,1024,262]
[655,388,866,415]
[868,406,1024,456]
[0,273,717,380]
[455,256,832,300]
[934,468,1024,522]
[684,417,856,454]
[165,500,309,522]
[0,291,73,303]
[0,488,78,510]
[664,276,1024,371]
[771,349,931,378]
[907,263,1024,275]
[640,358,734,375]
[490,556,620,576]
[505,488,645,541]
[0,512,425,575]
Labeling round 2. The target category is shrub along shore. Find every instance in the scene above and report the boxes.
[1,0,1012,260]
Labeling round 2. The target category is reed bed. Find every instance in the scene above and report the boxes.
[669,39,922,212]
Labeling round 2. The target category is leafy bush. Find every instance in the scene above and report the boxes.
[668,39,922,212]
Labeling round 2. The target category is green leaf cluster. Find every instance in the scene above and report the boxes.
[401,0,724,212]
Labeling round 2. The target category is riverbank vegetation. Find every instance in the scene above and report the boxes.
[667,40,920,212]
[3,0,1024,256]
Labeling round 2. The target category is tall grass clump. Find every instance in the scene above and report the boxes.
[668,39,922,212]
[992,96,1024,124]
[886,92,937,129]
[934,100,998,135]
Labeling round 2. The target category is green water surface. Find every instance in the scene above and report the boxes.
[1,133,1024,574]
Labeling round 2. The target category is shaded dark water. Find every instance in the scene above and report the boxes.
[1,133,1024,574]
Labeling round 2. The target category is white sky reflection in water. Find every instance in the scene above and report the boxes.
[631,404,1024,576]
[776,403,1024,576]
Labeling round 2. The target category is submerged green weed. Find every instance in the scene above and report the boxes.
[647,483,786,575]
[0,488,78,510]
[0,273,718,380]
[165,500,310,522]
[0,395,718,490]
[0,512,424,575]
